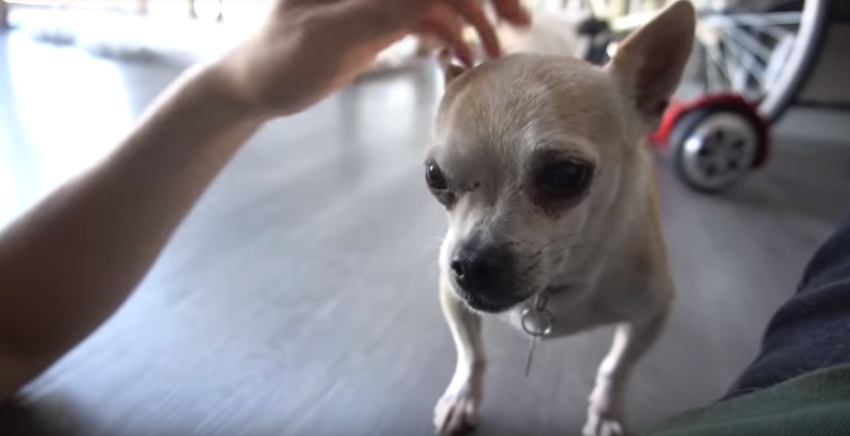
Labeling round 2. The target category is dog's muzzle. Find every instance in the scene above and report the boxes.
[449,240,526,312]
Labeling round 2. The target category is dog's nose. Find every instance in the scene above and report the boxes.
[450,243,513,293]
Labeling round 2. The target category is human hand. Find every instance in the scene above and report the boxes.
[207,0,530,118]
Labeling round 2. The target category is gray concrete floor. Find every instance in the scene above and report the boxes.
[1,29,850,436]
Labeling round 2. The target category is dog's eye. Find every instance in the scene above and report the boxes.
[536,160,593,199]
[426,162,448,191]
[425,161,457,207]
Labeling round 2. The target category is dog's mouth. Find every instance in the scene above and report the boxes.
[458,284,577,314]
[457,289,534,314]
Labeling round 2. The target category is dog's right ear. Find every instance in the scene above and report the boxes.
[438,48,468,85]
[444,63,467,84]
[607,0,695,128]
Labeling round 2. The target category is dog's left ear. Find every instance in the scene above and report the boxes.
[607,0,695,128]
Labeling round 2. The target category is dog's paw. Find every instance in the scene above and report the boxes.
[433,382,481,435]
[582,411,627,436]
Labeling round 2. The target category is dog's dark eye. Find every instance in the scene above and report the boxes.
[426,162,448,191]
[536,160,593,199]
[425,161,457,207]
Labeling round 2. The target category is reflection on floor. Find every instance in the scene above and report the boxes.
[5,5,424,73]
[2,29,850,436]
[5,4,262,65]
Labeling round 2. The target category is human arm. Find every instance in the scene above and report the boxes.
[0,0,529,396]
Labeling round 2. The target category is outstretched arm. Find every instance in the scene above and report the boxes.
[0,0,529,396]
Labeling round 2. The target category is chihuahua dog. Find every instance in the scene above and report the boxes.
[425,2,695,435]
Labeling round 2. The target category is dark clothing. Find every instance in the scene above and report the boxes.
[647,215,850,435]
[727,214,850,398]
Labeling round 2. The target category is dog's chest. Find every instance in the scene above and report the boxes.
[498,290,624,339]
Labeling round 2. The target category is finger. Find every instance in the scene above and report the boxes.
[418,5,474,67]
[492,0,532,26]
[449,0,501,58]
[418,22,474,67]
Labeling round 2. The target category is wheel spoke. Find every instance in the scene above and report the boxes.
[717,32,767,91]
[763,34,797,91]
[704,17,795,42]
[698,45,713,93]
[704,21,773,62]
[703,42,732,87]
[705,11,802,27]
[725,46,744,91]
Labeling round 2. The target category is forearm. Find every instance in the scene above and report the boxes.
[0,65,262,394]
[0,0,528,398]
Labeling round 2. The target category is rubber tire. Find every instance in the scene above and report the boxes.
[670,107,761,194]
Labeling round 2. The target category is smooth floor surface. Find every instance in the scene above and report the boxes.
[2,30,850,436]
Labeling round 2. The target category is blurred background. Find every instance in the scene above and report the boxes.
[1,1,849,435]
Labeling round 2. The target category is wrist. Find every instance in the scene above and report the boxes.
[128,62,267,159]
[184,60,272,126]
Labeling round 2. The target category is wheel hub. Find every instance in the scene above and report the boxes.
[680,113,758,190]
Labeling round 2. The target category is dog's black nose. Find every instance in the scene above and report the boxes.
[450,243,514,293]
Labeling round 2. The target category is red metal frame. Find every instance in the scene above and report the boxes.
[650,93,770,168]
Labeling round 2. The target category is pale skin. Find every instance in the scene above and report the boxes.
[0,0,530,398]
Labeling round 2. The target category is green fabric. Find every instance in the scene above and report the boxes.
[645,365,850,436]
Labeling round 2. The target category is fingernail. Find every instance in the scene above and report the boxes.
[489,44,502,59]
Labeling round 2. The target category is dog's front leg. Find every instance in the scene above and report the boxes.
[434,277,486,435]
[582,308,669,436]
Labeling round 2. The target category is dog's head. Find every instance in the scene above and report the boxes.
[426,2,694,312]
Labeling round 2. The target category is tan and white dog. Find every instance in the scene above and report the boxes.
[425,2,695,435]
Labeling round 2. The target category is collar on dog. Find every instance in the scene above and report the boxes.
[521,293,554,377]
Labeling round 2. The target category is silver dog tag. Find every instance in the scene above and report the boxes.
[524,335,539,377]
